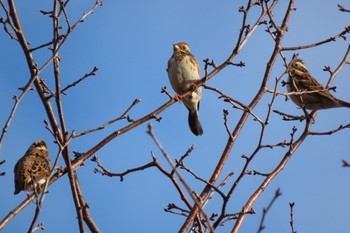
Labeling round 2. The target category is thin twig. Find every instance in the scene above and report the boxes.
[264,0,282,34]
[223,110,234,141]
[37,1,102,74]
[309,123,350,136]
[268,87,340,98]
[257,188,282,233]
[29,36,64,52]
[342,159,350,167]
[273,110,306,122]
[165,203,190,216]
[202,172,234,209]
[325,44,350,88]
[204,84,264,124]
[264,72,288,125]
[161,86,173,99]
[0,76,38,149]
[289,202,297,233]
[58,66,99,96]
[72,98,140,138]
[31,223,44,232]
[92,151,194,211]
[0,1,18,40]
[282,26,350,51]
[172,145,195,176]
[220,208,255,226]
[147,123,215,233]
[260,140,290,149]
[92,155,157,182]
[338,4,350,13]
[178,161,227,200]
[58,0,71,29]
[0,160,5,176]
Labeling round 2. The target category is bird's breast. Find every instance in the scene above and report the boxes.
[168,57,200,94]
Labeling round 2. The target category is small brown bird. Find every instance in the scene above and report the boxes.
[287,58,350,110]
[14,139,51,195]
[167,42,203,136]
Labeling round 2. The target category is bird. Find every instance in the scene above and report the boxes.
[14,139,51,195]
[167,42,203,136]
[286,57,350,110]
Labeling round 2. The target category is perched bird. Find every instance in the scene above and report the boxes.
[167,42,203,136]
[14,139,51,195]
[287,57,350,110]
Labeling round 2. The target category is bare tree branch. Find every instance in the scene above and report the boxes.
[147,123,215,233]
[73,98,140,138]
[180,1,281,231]
[289,202,297,233]
[282,26,350,51]
[257,188,282,233]
[309,123,350,136]
[342,159,350,167]
[325,44,350,88]
[49,66,99,97]
[338,4,350,13]
[92,155,157,181]
[1,1,348,232]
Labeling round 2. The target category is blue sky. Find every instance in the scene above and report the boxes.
[0,0,350,232]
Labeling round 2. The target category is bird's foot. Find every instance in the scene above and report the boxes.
[174,94,183,101]
[190,83,199,91]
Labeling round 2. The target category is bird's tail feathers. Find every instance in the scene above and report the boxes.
[188,110,203,136]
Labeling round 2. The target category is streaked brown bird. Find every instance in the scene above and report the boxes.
[287,57,350,110]
[167,42,203,136]
[14,139,51,195]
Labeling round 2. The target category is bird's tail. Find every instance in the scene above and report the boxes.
[338,99,350,108]
[188,110,203,136]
